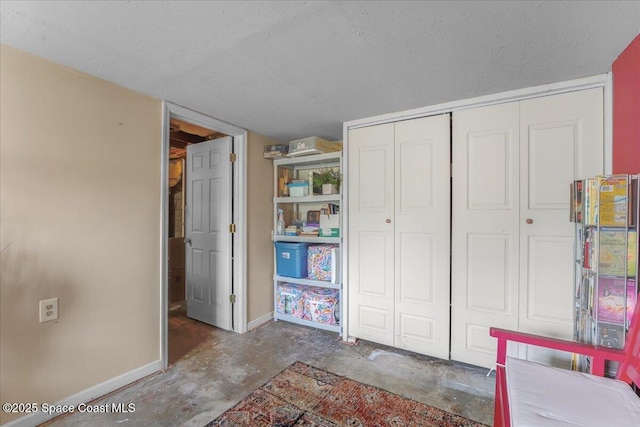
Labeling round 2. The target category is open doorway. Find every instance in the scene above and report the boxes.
[162,102,249,369]
[167,118,228,365]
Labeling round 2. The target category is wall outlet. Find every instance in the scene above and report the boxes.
[39,298,58,323]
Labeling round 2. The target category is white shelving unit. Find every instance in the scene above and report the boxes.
[272,151,343,334]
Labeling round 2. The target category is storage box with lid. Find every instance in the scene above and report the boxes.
[274,242,309,278]
[288,181,309,197]
[287,137,343,157]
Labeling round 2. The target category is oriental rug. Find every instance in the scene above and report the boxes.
[206,361,488,427]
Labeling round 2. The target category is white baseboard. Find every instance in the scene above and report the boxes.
[247,311,273,331]
[2,360,161,427]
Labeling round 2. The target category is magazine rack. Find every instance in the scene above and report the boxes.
[489,299,640,427]
[572,175,638,374]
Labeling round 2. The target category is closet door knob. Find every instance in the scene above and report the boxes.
[386,219,391,223]
[526,219,533,224]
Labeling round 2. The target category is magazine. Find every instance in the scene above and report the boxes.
[597,277,637,325]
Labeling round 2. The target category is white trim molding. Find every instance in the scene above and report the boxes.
[247,312,273,331]
[603,72,613,175]
[341,125,350,342]
[160,102,170,370]
[345,74,609,130]
[2,361,161,427]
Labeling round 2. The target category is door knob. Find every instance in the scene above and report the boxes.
[526,219,533,224]
[386,219,391,223]
[185,237,192,246]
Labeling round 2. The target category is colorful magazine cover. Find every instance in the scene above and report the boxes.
[598,176,631,226]
[597,277,637,325]
[571,179,583,223]
[598,230,637,276]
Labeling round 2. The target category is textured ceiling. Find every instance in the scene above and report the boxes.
[1,1,639,142]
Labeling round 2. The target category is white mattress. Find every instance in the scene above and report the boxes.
[506,356,640,426]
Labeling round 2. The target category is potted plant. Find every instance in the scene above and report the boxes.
[313,167,342,195]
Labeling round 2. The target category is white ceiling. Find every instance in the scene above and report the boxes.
[1,1,639,142]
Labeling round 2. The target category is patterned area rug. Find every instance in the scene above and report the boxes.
[206,361,488,427]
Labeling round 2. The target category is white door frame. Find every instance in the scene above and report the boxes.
[342,73,612,343]
[160,101,248,369]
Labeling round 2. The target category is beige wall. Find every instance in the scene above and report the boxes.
[0,46,162,424]
[246,132,279,323]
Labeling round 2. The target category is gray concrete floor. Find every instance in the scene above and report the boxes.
[42,312,496,427]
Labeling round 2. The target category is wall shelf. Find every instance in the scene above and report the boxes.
[274,275,341,289]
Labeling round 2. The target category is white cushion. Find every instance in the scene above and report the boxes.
[506,356,640,426]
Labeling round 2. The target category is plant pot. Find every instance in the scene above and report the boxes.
[322,184,338,195]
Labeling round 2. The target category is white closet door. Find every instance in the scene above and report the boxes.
[518,88,603,367]
[394,114,451,359]
[451,89,604,369]
[348,123,395,346]
[451,102,521,369]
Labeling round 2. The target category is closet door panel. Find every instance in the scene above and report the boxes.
[451,102,520,368]
[518,88,604,367]
[524,236,574,322]
[394,114,451,359]
[348,123,395,346]
[467,131,512,209]
[466,233,511,313]
[397,232,435,343]
[358,233,390,296]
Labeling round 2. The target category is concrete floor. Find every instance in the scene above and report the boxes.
[42,306,496,426]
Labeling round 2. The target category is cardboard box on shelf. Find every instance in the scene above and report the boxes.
[263,144,289,159]
[287,137,343,157]
[319,228,340,237]
[320,213,340,237]
[320,213,339,230]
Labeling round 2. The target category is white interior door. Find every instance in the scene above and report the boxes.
[451,102,521,368]
[518,88,603,367]
[394,115,451,359]
[348,123,395,346]
[186,136,233,330]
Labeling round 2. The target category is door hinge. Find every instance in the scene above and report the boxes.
[229,294,236,304]
[230,223,236,233]
[229,152,237,163]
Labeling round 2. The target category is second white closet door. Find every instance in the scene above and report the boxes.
[517,89,604,365]
[450,102,521,369]
[394,115,451,359]
[451,88,604,369]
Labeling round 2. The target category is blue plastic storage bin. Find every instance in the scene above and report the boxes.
[274,242,309,278]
